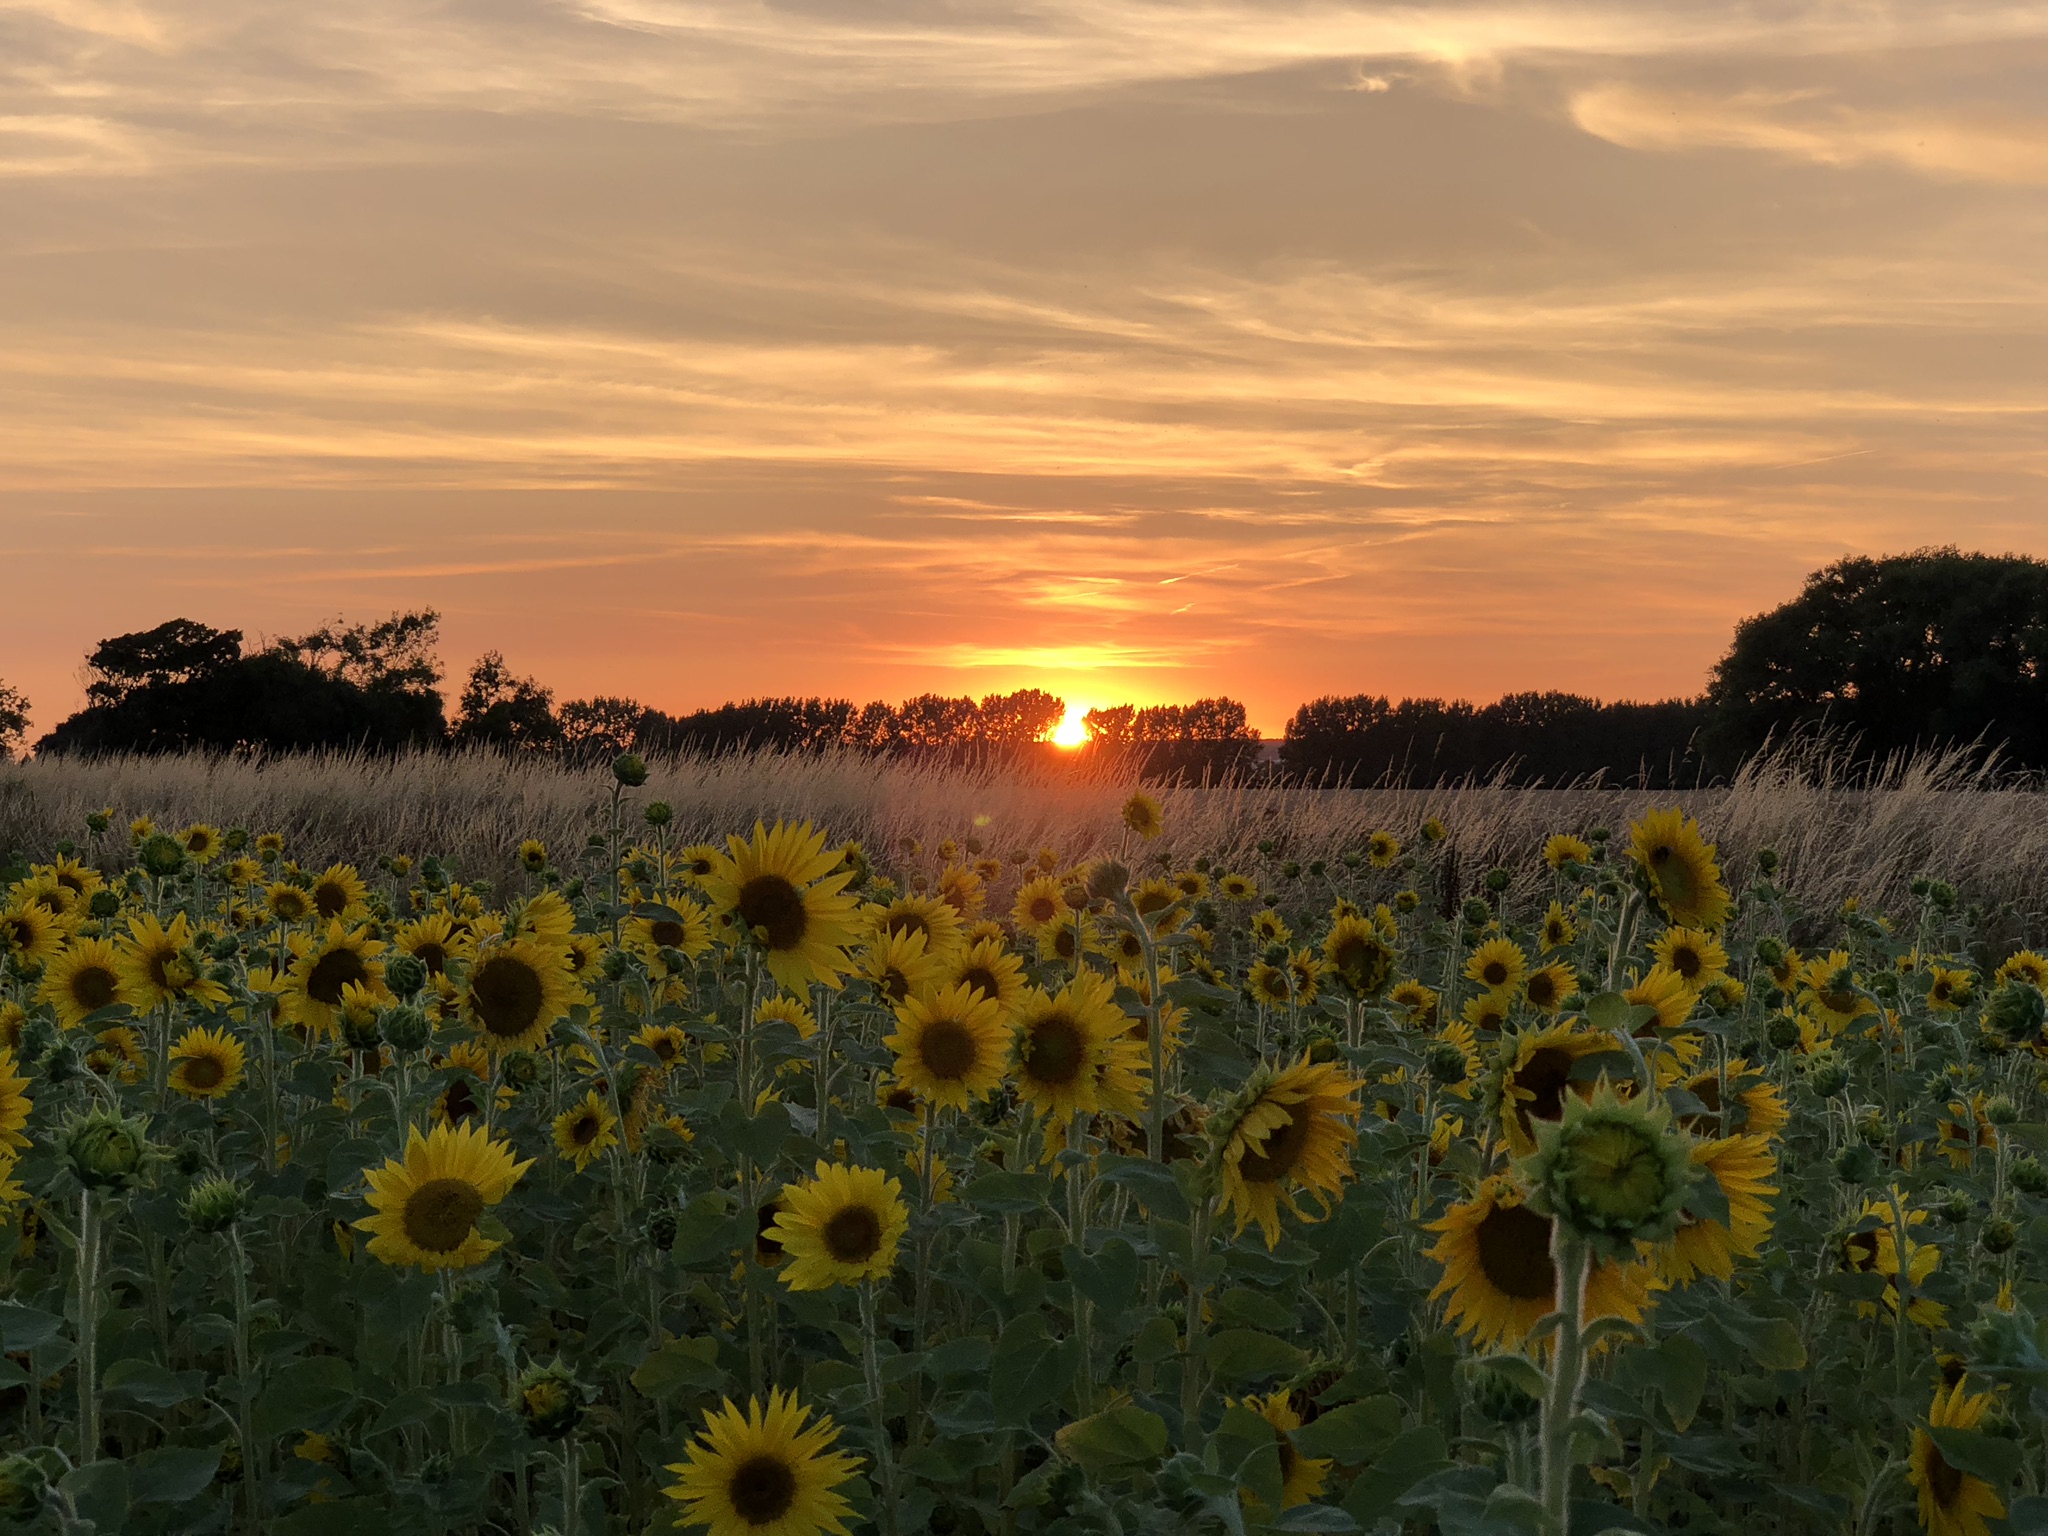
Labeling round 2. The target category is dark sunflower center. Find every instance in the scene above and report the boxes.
[1028,896,1058,924]
[1819,987,1857,1015]
[1925,1447,1964,1508]
[443,1078,480,1123]
[275,892,309,919]
[472,955,544,1038]
[414,942,448,974]
[880,967,910,1003]
[1526,972,1558,1009]
[1842,1231,1879,1272]
[308,947,369,1007]
[183,1056,226,1090]
[1023,1013,1086,1087]
[652,1035,681,1062]
[1671,946,1702,979]
[1240,1106,1309,1183]
[71,966,118,1011]
[1516,1047,1576,1125]
[313,881,350,918]
[822,1203,883,1263]
[402,1176,484,1253]
[146,946,173,989]
[1474,1201,1557,1301]
[727,1454,798,1525]
[1332,937,1367,973]
[755,1202,784,1261]
[1052,927,1078,960]
[570,1113,600,1146]
[961,965,999,999]
[650,921,686,948]
[738,876,808,951]
[1482,960,1509,986]
[919,1018,979,1081]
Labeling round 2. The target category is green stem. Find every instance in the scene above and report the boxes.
[228,1228,262,1530]
[75,1188,100,1463]
[1538,1228,1591,1534]
[858,1283,901,1536]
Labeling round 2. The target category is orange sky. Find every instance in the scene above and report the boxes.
[4,3,2047,738]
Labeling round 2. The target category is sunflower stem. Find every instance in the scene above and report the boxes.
[1537,1226,1590,1534]
[858,1281,901,1536]
[74,1187,101,1464]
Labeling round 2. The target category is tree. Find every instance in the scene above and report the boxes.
[977,689,1065,746]
[269,610,447,746]
[1708,548,2048,769]
[0,677,27,758]
[453,653,563,752]
[84,619,243,708]
[559,696,652,757]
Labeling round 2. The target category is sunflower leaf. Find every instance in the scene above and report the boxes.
[1928,1425,2024,1485]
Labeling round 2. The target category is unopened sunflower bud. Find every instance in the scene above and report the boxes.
[1755,848,1779,876]
[2013,1155,2048,1195]
[1426,1041,1470,1086]
[1856,1108,1888,1146]
[85,808,113,835]
[1986,1095,2020,1127]
[500,1051,541,1091]
[1754,936,1786,968]
[1483,867,1510,894]
[1519,1083,1699,1257]
[1464,1360,1539,1425]
[1805,1056,1850,1099]
[1985,981,2046,1045]
[183,1175,248,1234]
[137,833,186,878]
[1305,1035,1339,1063]
[600,948,633,983]
[1087,861,1129,901]
[1982,1217,2018,1255]
[644,800,674,828]
[1938,1191,1974,1225]
[0,1453,48,1520]
[171,1143,203,1177]
[1460,898,1493,927]
[384,953,428,1000]
[646,1208,678,1251]
[1833,1142,1881,1185]
[62,1109,151,1190]
[89,889,122,919]
[341,1006,382,1053]
[612,753,649,787]
[1765,1015,1801,1051]
[515,1361,584,1439]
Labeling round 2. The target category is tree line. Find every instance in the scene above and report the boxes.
[7,548,2048,783]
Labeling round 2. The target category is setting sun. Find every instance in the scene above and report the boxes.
[1050,702,1091,748]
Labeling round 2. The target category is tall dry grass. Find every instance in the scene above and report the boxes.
[2,741,2043,917]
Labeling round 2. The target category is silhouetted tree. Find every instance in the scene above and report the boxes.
[84,618,243,707]
[0,678,27,758]
[1081,697,1260,776]
[1708,548,2048,770]
[270,611,447,745]
[976,689,1066,746]
[452,653,563,752]
[559,696,653,757]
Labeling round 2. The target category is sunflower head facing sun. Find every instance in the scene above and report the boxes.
[769,1161,910,1292]
[884,982,1007,1111]
[1213,1055,1362,1248]
[1627,808,1731,932]
[664,1388,863,1536]
[356,1121,532,1271]
[167,1025,247,1100]
[462,937,580,1055]
[701,822,862,992]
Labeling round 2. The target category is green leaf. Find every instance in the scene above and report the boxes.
[60,1460,130,1531]
[256,1354,356,1438]
[922,1337,991,1380]
[0,1301,65,1352]
[103,1358,204,1408]
[1055,1404,1169,1475]
[1736,1316,1807,1372]
[632,1337,726,1401]
[1093,1155,1189,1220]
[1272,1507,1361,1531]
[1927,1425,2024,1485]
[2005,1493,2048,1535]
[1214,1402,1283,1514]
[1204,1328,1307,1384]
[1066,1237,1140,1318]
[1653,1334,1708,1432]
[959,1170,1050,1215]
[126,1445,222,1505]
[1341,1425,1449,1526]
[1289,1395,1405,1463]
[991,1314,1069,1426]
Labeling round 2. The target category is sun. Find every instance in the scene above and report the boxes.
[1050,702,1090,748]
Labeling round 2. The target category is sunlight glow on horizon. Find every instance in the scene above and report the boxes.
[1050,701,1092,748]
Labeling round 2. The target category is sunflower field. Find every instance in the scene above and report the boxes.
[3,763,2048,1536]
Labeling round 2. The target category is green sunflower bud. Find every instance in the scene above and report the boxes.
[2012,1155,2048,1196]
[137,833,187,878]
[61,1108,151,1191]
[1985,981,2046,1045]
[89,889,122,920]
[500,1051,541,1091]
[600,948,633,982]
[515,1361,584,1439]
[1986,1095,2020,1128]
[1087,861,1129,901]
[1755,848,1779,876]
[85,809,113,835]
[1938,1191,1974,1226]
[644,800,674,828]
[1833,1142,1881,1186]
[1753,936,1786,968]
[183,1175,248,1234]
[1764,1014,1800,1051]
[383,1005,431,1053]
[384,953,428,1001]
[1463,1359,1540,1425]
[1804,1056,1850,1099]
[1518,1082,1700,1258]
[0,1453,48,1520]
[1426,1041,1470,1086]
[1484,867,1511,894]
[1982,1218,2018,1255]
[1460,898,1493,927]
[612,752,649,787]
[646,1209,678,1251]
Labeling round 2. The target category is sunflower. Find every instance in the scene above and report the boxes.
[1662,1059,1788,1137]
[941,935,1028,1016]
[1910,1377,2005,1536]
[308,865,370,923]
[885,983,1007,1110]
[1489,1024,1617,1156]
[1010,875,1070,934]
[1321,913,1396,998]
[1627,808,1731,931]
[1540,901,1576,951]
[1938,1094,1997,1167]
[1389,980,1440,1029]
[462,938,578,1054]
[1925,966,1975,1013]
[1542,833,1591,871]
[394,913,472,978]
[700,823,862,992]
[0,1048,29,1152]
[1367,829,1401,868]
[663,1388,862,1536]
[0,1002,21,1052]
[552,1090,619,1172]
[1251,909,1291,947]
[517,838,548,872]
[284,921,391,1042]
[85,1025,146,1081]
[1465,937,1527,994]
[1238,1392,1330,1512]
[1008,971,1129,1123]
[1995,950,2048,989]
[623,904,712,977]
[632,1023,692,1072]
[769,1161,909,1291]
[43,854,104,908]
[1799,951,1875,1034]
[1842,1193,1946,1327]
[1522,961,1577,1015]
[1659,1134,1777,1285]
[1121,792,1164,840]
[265,884,314,924]
[177,824,224,863]
[1217,873,1257,902]
[856,926,942,1006]
[220,856,264,889]
[167,1025,247,1100]
[514,890,576,942]
[1248,962,1292,1008]
[0,903,68,968]
[1639,932,1720,995]
[1427,1175,1653,1351]
[1216,1056,1361,1248]
[1172,869,1211,901]
[39,938,131,1028]
[755,994,817,1041]
[1625,966,1697,1034]
[117,912,230,1010]
[356,1121,532,1271]
[937,862,985,916]
[1462,991,1513,1034]
[1032,912,1103,969]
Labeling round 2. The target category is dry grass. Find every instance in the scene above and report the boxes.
[2,741,2044,917]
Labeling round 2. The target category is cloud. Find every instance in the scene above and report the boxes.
[1571,82,2048,184]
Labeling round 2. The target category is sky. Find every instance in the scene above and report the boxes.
[3,1,2047,738]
